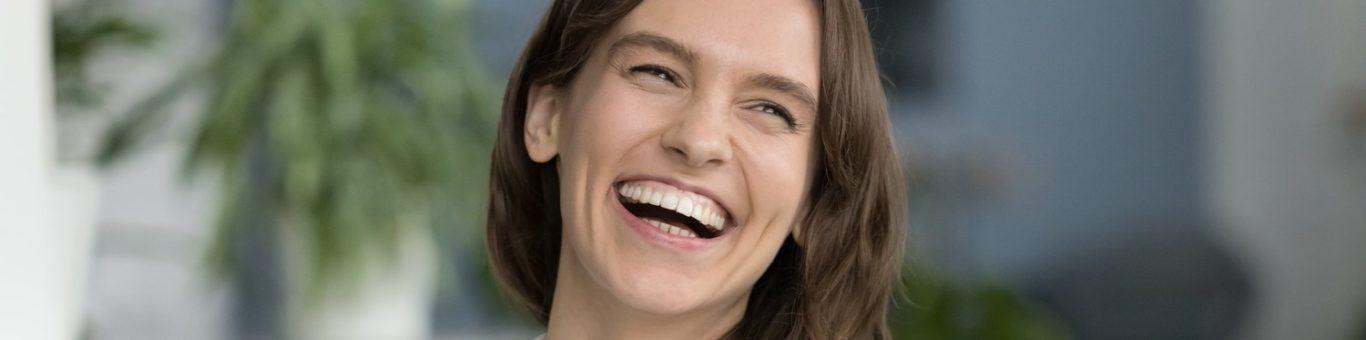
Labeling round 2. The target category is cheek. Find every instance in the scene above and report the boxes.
[560,82,661,158]
[741,136,815,231]
[554,81,659,224]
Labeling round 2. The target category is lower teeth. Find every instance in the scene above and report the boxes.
[644,218,698,238]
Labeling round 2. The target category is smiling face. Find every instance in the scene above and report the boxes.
[521,0,822,316]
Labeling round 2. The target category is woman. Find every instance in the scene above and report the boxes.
[485,0,905,338]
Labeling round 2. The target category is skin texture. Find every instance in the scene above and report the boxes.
[520,0,822,338]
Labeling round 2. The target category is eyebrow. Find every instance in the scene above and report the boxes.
[607,31,699,66]
[607,31,818,112]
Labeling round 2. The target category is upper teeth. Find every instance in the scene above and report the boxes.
[618,181,729,231]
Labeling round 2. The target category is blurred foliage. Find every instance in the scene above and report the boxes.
[892,266,1072,340]
[97,0,497,297]
[52,0,156,109]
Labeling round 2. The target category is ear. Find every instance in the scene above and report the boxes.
[524,84,562,163]
[791,198,814,245]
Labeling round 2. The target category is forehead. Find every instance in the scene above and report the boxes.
[606,0,822,88]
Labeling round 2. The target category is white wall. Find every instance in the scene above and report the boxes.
[0,1,70,339]
[1206,0,1366,339]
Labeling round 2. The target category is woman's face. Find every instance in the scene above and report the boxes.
[523,0,820,314]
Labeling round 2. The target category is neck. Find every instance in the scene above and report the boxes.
[543,247,748,340]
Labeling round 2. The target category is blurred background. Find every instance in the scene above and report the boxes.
[5,0,1366,339]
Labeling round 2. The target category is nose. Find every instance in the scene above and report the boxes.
[660,99,732,168]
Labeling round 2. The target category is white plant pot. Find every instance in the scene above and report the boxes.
[51,164,101,339]
[280,219,438,340]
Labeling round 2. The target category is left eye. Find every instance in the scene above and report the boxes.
[752,103,797,128]
[757,105,783,116]
[630,65,680,86]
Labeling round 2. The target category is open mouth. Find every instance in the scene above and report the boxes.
[616,180,732,240]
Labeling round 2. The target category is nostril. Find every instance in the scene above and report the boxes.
[669,146,687,158]
[667,145,695,164]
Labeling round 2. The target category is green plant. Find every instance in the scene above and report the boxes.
[98,0,496,296]
[52,1,156,109]
[892,266,1072,340]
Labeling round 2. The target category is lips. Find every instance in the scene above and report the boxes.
[616,180,733,239]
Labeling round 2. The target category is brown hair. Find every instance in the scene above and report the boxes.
[484,0,906,338]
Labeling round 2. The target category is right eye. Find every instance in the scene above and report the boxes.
[629,65,682,87]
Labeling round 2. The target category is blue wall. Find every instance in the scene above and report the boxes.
[896,0,1201,281]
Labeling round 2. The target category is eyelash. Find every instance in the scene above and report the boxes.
[752,102,799,129]
[627,64,799,130]
[629,65,681,86]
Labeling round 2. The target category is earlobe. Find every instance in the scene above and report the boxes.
[791,205,810,245]
[524,84,562,163]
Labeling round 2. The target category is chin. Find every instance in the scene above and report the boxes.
[607,265,722,315]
